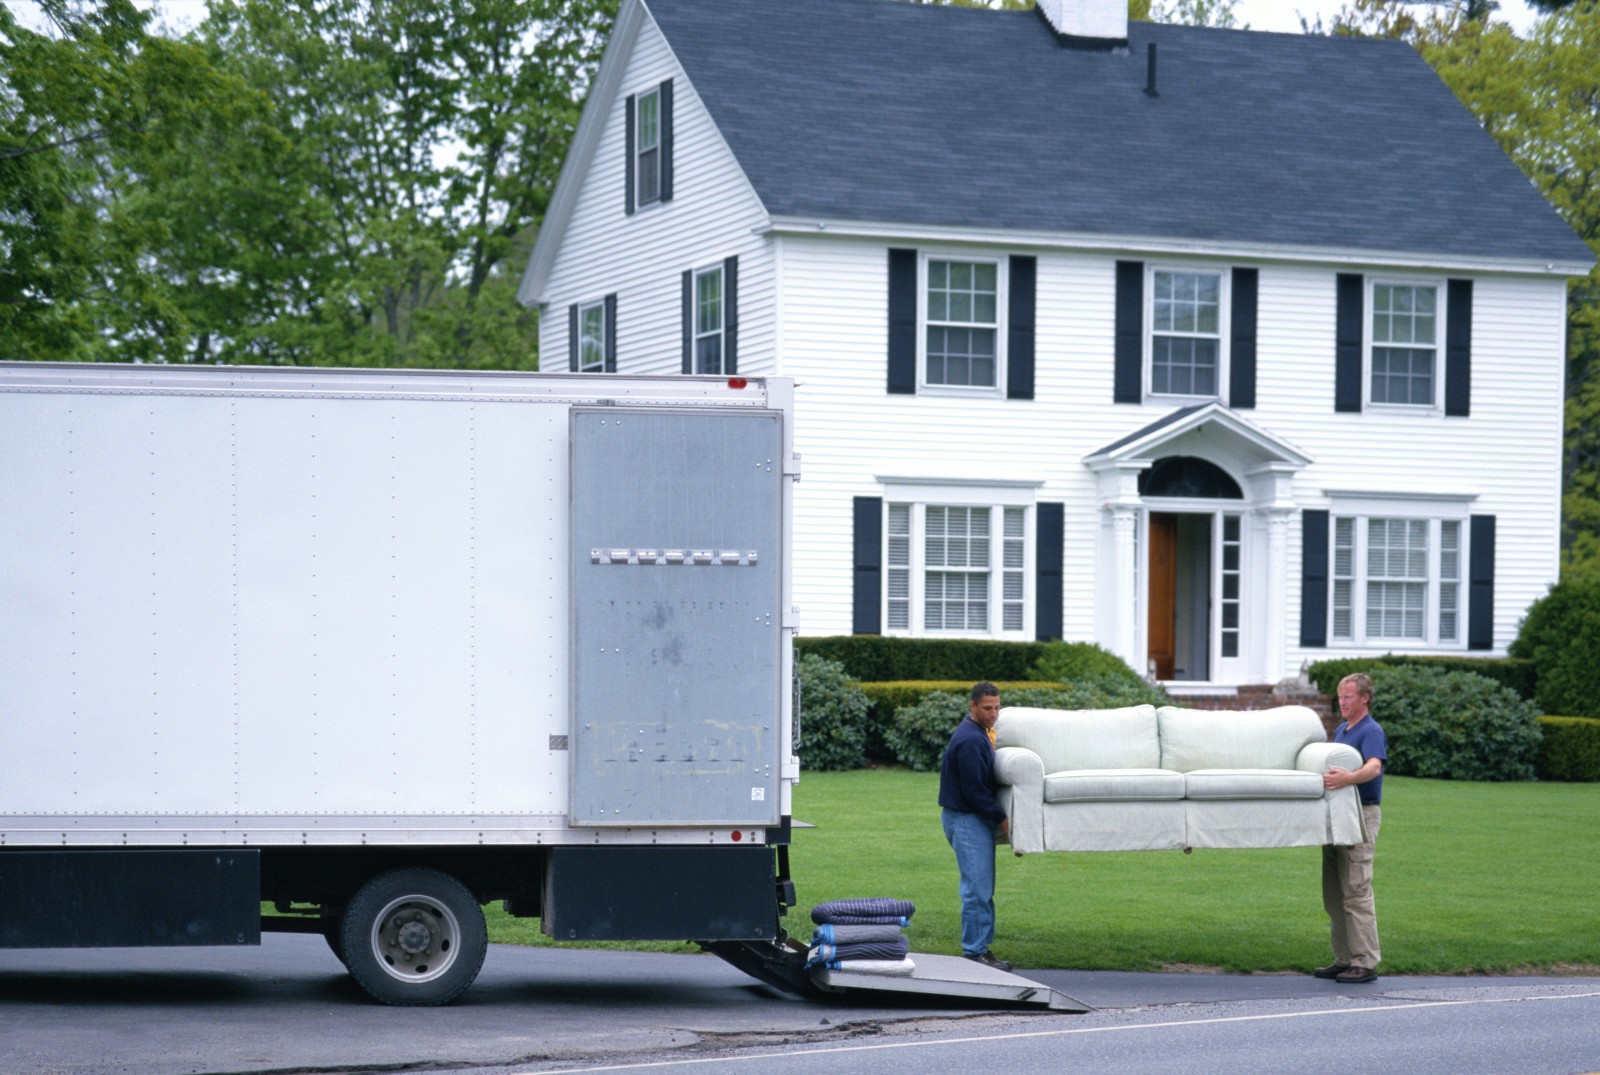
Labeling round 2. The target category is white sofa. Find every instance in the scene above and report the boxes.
[994,704,1366,855]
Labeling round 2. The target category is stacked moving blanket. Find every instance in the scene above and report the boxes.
[805,898,916,976]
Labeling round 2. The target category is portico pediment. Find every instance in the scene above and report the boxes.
[1084,402,1312,508]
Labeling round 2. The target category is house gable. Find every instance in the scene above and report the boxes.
[523,0,774,377]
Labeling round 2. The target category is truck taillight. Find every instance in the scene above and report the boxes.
[727,377,748,389]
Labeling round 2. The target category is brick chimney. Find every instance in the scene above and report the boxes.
[1037,0,1128,44]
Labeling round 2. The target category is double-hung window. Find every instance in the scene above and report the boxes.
[1149,267,1223,398]
[635,89,661,207]
[885,496,1030,637]
[1330,503,1465,646]
[1369,281,1439,407]
[577,300,606,373]
[694,265,724,374]
[923,257,1001,391]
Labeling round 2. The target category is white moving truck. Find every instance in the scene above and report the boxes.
[0,361,1083,1013]
[0,362,800,1005]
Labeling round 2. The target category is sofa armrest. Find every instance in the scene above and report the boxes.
[994,747,1046,855]
[1296,741,1364,776]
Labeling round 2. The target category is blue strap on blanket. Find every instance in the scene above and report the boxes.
[805,937,911,968]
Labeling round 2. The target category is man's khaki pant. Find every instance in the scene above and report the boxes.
[1323,804,1381,969]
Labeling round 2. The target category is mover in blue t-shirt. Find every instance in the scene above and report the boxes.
[1315,672,1388,985]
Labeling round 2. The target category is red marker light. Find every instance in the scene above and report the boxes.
[731,830,743,841]
[727,377,748,389]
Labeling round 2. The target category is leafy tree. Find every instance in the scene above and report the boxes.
[3,0,610,368]
[0,0,271,361]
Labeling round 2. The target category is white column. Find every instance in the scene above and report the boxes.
[1107,504,1141,671]
[1261,507,1294,684]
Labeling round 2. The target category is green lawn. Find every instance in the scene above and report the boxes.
[487,770,1600,975]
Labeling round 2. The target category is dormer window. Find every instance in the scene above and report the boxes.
[625,81,673,215]
[635,90,660,206]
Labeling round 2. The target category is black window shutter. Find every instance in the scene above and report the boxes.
[1007,254,1036,401]
[568,303,579,372]
[1114,260,1143,403]
[1300,510,1329,647]
[681,270,693,374]
[1035,501,1064,641]
[852,497,883,635]
[624,94,636,216]
[887,248,918,395]
[659,79,674,203]
[1229,267,1258,409]
[1468,514,1496,650]
[603,293,617,372]
[1335,273,1363,412]
[1446,278,1472,417]
[723,255,738,375]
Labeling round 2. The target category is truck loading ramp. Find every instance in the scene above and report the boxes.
[704,941,1090,1012]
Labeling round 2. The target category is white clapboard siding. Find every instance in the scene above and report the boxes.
[537,12,774,377]
[774,236,1567,673]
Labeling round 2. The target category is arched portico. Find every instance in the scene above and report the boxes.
[1085,404,1311,687]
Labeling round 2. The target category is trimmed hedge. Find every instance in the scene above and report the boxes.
[1308,654,1536,701]
[1535,716,1600,782]
[794,654,871,772]
[794,636,1047,682]
[1510,577,1600,718]
[884,679,1171,772]
[859,680,1059,725]
[1027,640,1145,686]
[1363,665,1541,782]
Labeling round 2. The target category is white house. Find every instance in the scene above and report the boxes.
[519,0,1593,690]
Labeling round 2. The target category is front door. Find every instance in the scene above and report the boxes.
[1148,512,1215,682]
[1148,513,1177,679]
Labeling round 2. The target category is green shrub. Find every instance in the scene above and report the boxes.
[1308,655,1536,701]
[884,691,969,772]
[883,678,1171,771]
[1365,665,1541,782]
[795,654,871,772]
[1535,717,1600,782]
[794,636,1047,682]
[1027,640,1145,686]
[1510,577,1600,718]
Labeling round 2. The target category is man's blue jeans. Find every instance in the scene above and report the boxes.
[942,807,997,956]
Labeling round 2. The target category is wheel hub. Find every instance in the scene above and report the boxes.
[395,915,434,955]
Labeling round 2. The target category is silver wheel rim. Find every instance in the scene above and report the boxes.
[368,893,461,985]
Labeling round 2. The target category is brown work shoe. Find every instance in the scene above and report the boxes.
[1312,962,1351,979]
[1335,966,1378,983]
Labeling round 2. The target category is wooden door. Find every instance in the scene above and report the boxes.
[1148,512,1177,680]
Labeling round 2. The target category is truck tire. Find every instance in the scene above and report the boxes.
[340,868,487,1006]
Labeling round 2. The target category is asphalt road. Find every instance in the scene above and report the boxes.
[2,935,1596,1075]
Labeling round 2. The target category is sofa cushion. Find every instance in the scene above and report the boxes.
[1157,706,1327,773]
[1184,768,1325,800]
[996,705,1160,772]
[1044,768,1185,803]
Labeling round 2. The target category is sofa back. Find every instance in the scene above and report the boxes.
[996,705,1160,772]
[1157,706,1327,772]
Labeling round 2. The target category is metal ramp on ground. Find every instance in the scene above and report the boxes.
[704,941,1090,1013]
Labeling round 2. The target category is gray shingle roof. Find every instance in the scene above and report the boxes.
[645,0,1591,267]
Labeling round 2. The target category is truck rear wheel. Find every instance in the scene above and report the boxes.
[340,868,487,1006]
